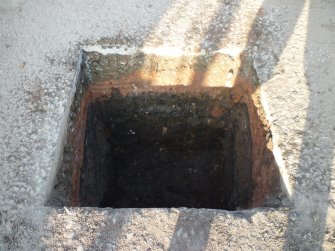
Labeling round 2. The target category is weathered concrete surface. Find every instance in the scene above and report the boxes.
[0,0,334,250]
[5,207,289,250]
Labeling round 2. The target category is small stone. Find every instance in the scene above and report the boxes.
[176,228,183,237]
[162,126,168,136]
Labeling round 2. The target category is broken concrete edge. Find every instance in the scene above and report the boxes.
[37,204,290,218]
[44,45,292,209]
[82,44,244,57]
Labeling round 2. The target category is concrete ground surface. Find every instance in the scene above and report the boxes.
[0,0,334,250]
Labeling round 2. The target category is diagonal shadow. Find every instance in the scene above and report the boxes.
[233,0,334,249]
[283,1,335,249]
[168,210,215,251]
[166,0,334,249]
[165,3,242,250]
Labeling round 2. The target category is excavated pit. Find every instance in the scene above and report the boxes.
[48,51,285,210]
[82,93,251,209]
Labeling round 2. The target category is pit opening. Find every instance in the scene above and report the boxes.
[48,50,285,210]
[82,92,251,209]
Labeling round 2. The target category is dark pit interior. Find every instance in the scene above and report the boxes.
[48,52,285,210]
[80,92,253,210]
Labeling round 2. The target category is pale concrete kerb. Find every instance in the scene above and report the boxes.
[260,87,292,199]
[44,50,84,205]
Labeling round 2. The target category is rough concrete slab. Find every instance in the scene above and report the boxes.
[4,207,289,250]
[0,0,334,250]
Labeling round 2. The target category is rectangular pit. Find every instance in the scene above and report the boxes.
[48,50,285,210]
[82,92,251,210]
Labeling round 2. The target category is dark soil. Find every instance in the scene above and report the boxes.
[79,92,253,210]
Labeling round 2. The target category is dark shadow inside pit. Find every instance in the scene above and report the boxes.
[80,91,253,210]
[48,51,285,210]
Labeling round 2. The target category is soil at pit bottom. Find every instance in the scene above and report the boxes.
[80,92,252,210]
